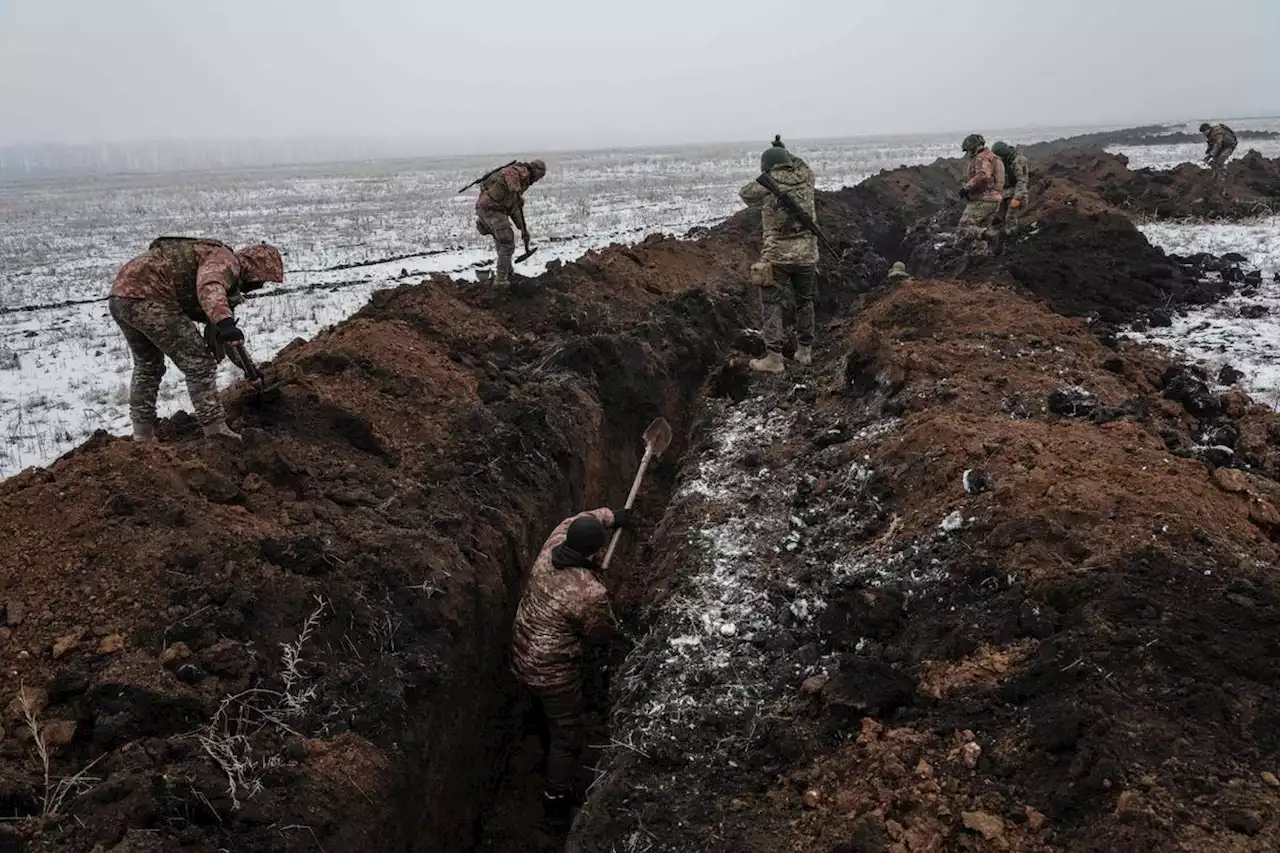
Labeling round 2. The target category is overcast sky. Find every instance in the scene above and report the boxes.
[1,0,1275,151]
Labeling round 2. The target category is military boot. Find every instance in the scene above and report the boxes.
[749,351,785,374]
[203,422,243,441]
[794,345,813,366]
[542,792,572,829]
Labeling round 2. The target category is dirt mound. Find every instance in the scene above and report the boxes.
[1041,149,1280,217]
[571,279,1280,853]
[3,133,1277,853]
[0,232,765,852]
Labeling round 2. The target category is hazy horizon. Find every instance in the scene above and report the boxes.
[2,0,1276,154]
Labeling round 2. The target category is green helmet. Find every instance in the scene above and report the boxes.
[991,141,1013,158]
[1199,122,1212,133]
[961,133,985,155]
[761,134,792,172]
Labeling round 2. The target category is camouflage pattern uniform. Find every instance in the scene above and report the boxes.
[476,161,544,284]
[994,145,1030,232]
[109,238,284,435]
[739,157,820,355]
[958,148,1006,255]
[511,508,619,797]
[1204,124,1238,193]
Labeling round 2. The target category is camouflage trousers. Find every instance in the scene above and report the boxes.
[958,201,1002,255]
[531,680,585,798]
[476,207,515,282]
[108,297,224,429]
[759,263,817,353]
[1211,144,1236,193]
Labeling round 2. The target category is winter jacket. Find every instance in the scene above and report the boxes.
[110,238,283,325]
[963,149,1005,203]
[1205,124,1238,160]
[477,164,537,215]
[1000,148,1029,202]
[511,508,619,691]
[739,158,820,266]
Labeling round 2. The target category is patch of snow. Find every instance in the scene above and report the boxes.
[1129,217,1280,402]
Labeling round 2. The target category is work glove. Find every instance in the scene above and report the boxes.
[215,318,245,344]
[1010,198,1023,210]
[958,187,970,201]
[610,508,638,530]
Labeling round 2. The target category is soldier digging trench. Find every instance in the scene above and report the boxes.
[510,506,638,827]
[1200,121,1238,197]
[109,236,284,442]
[463,158,547,286]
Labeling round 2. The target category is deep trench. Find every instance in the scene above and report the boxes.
[448,276,875,852]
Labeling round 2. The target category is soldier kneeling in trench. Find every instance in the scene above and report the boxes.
[109,237,284,442]
[511,506,636,825]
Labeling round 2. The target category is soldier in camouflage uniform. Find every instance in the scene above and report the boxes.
[957,134,1006,257]
[1200,122,1238,196]
[991,141,1030,233]
[739,136,819,374]
[475,160,547,285]
[108,238,284,442]
[511,506,636,824]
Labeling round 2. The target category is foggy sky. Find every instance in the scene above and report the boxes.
[1,0,1276,152]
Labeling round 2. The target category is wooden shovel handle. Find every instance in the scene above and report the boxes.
[601,448,654,570]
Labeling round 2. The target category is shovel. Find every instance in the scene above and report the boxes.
[514,246,539,264]
[227,341,282,403]
[601,417,673,570]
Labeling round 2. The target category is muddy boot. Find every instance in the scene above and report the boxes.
[542,792,572,829]
[794,345,813,366]
[131,422,156,443]
[749,351,785,374]
[202,422,242,442]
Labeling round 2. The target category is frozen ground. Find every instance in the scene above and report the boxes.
[1108,117,1280,170]
[1130,216,1280,402]
[0,120,1266,479]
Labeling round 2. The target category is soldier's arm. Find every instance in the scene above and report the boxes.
[1015,154,1030,200]
[194,248,237,324]
[577,582,619,643]
[963,161,988,192]
[740,181,769,207]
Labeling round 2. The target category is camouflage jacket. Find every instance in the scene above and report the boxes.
[1206,124,1238,159]
[477,163,536,215]
[739,158,819,266]
[111,238,239,324]
[511,508,619,691]
[963,149,1005,202]
[1002,149,1029,201]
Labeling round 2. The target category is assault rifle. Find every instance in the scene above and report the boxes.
[457,159,517,194]
[755,173,838,257]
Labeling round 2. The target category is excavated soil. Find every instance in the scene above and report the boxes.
[571,279,1280,853]
[1,137,1278,853]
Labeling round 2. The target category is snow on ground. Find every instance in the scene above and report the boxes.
[1129,216,1280,402]
[0,121,1261,479]
[1108,117,1280,170]
[0,128,1104,480]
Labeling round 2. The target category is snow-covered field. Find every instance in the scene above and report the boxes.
[1,118,1274,480]
[1131,216,1280,402]
[1108,118,1280,170]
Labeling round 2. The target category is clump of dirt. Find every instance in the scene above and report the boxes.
[570,278,1280,853]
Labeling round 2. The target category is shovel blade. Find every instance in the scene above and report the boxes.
[515,247,538,264]
[643,417,673,456]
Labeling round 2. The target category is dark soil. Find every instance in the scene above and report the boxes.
[570,279,1280,853]
[4,132,1280,853]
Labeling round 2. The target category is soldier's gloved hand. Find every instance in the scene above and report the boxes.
[610,508,638,530]
[958,187,970,201]
[215,318,245,344]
